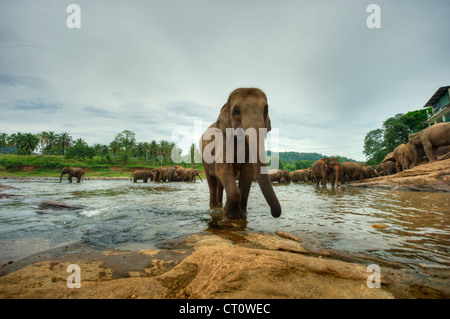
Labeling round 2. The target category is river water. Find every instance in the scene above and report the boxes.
[0,178,449,272]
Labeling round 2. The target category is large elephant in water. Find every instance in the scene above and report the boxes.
[408,122,450,163]
[60,167,84,183]
[200,88,281,219]
[311,157,340,186]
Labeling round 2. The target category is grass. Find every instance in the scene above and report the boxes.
[0,154,205,178]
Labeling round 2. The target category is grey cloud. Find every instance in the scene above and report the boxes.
[2,99,61,112]
[0,73,49,90]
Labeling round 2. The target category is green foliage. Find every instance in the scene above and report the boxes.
[267,152,358,172]
[363,108,429,165]
[65,143,96,160]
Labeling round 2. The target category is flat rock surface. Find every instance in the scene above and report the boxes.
[348,159,450,192]
[1,232,448,299]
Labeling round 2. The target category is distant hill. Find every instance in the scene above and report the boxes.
[267,151,358,163]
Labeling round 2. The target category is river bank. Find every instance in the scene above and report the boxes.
[1,231,448,299]
[347,159,450,192]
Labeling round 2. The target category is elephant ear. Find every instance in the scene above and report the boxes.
[265,114,272,133]
[216,103,231,133]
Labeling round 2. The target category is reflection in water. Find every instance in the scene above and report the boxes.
[0,179,449,271]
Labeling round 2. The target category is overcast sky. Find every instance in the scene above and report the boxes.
[1,0,449,161]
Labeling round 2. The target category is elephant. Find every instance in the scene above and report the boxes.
[311,157,340,186]
[375,164,384,176]
[131,170,153,183]
[339,161,364,182]
[200,88,282,219]
[393,143,418,172]
[289,169,308,183]
[381,160,396,176]
[60,167,84,183]
[269,169,290,183]
[361,165,376,179]
[306,167,314,182]
[173,166,186,182]
[153,166,178,182]
[408,122,450,163]
[184,168,203,182]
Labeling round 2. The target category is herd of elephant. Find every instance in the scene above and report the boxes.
[269,158,377,187]
[58,166,202,183]
[376,122,450,176]
[131,166,203,183]
[273,122,450,186]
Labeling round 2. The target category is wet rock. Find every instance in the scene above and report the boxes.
[38,200,87,211]
[0,183,20,190]
[0,193,23,199]
[275,230,302,242]
[371,224,389,229]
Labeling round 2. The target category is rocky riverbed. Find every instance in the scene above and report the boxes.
[0,231,449,299]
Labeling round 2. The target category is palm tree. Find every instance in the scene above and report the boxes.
[159,140,170,164]
[0,133,7,156]
[149,140,158,164]
[109,140,119,158]
[58,132,73,156]
[46,131,57,154]
[7,132,24,160]
[75,138,86,145]
[22,133,39,164]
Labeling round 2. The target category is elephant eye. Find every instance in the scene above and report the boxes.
[233,109,240,116]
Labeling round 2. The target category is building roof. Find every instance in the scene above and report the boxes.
[423,86,450,108]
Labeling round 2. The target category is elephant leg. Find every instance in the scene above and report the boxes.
[395,162,402,173]
[218,166,242,219]
[77,175,81,183]
[238,164,253,216]
[431,147,438,162]
[216,180,224,207]
[422,140,436,162]
[206,174,218,207]
[68,174,73,183]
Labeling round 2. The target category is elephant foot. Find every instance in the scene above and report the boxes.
[223,207,245,219]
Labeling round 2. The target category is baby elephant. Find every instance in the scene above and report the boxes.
[60,167,85,183]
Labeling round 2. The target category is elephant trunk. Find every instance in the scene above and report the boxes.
[334,164,340,186]
[60,172,64,183]
[248,129,281,218]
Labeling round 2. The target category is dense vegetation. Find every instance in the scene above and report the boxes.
[363,109,429,166]
[269,151,358,172]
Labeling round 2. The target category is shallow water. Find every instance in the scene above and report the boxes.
[0,178,449,271]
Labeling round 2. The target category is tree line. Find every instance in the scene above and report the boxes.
[0,130,196,165]
[363,108,429,166]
